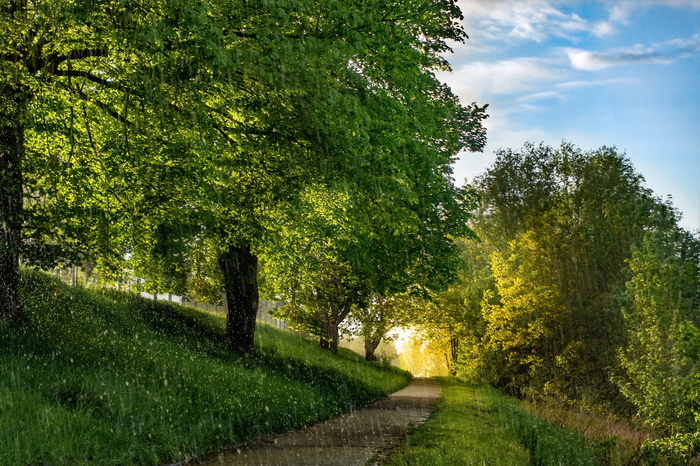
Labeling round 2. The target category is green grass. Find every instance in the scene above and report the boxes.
[0,269,411,465]
[385,378,600,466]
[522,399,650,465]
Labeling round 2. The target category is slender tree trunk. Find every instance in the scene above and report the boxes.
[364,337,381,362]
[448,335,460,375]
[218,243,259,353]
[318,305,353,354]
[0,81,28,323]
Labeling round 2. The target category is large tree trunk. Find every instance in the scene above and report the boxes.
[218,243,259,353]
[0,81,28,323]
[364,337,381,362]
[319,318,340,353]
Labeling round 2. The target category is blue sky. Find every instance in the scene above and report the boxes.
[442,0,700,231]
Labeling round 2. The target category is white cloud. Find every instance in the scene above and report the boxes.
[597,0,700,30]
[574,0,700,39]
[556,79,622,89]
[460,0,594,43]
[520,90,566,102]
[591,21,615,37]
[445,57,565,97]
[461,0,700,43]
[603,0,700,20]
[566,34,700,70]
[666,34,700,55]
[567,48,669,70]
[517,79,623,102]
[606,3,632,23]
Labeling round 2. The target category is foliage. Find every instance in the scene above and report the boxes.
[4,0,488,352]
[479,230,568,396]
[411,141,700,459]
[261,185,372,350]
[262,167,482,353]
[397,330,451,377]
[346,293,423,360]
[615,229,700,433]
[449,143,688,406]
[641,432,700,465]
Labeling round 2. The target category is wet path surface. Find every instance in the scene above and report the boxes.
[196,378,441,466]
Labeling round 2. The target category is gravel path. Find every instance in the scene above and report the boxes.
[196,378,441,466]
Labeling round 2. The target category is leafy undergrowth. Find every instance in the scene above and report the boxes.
[0,269,411,465]
[385,378,601,465]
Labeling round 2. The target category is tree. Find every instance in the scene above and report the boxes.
[397,329,451,377]
[481,231,568,395]
[273,260,370,353]
[459,143,677,404]
[347,292,426,361]
[3,0,487,358]
[99,0,486,354]
[262,155,483,355]
[616,228,700,433]
[1,0,240,320]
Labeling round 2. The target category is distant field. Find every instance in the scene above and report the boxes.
[0,269,411,465]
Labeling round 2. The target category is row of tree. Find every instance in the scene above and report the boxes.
[423,142,699,437]
[1,0,488,353]
[5,1,696,445]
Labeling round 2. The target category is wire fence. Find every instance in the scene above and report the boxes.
[143,292,289,331]
[51,265,290,330]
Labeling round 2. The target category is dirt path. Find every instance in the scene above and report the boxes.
[196,378,441,466]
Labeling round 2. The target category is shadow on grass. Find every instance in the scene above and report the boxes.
[124,291,406,407]
[17,270,408,408]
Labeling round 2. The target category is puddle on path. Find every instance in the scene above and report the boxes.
[195,378,441,466]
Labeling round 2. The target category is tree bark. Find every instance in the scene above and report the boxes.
[0,81,28,323]
[319,318,339,353]
[317,304,353,354]
[448,335,460,375]
[364,337,381,362]
[218,243,259,353]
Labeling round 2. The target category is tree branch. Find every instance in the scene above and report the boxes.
[61,84,136,128]
[51,69,130,93]
[31,48,109,74]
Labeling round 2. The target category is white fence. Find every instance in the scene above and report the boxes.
[51,266,290,330]
[139,291,289,330]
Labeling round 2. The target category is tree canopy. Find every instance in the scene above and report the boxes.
[427,143,699,440]
[2,0,488,355]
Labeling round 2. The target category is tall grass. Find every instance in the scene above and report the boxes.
[522,398,653,464]
[386,378,600,465]
[0,269,410,465]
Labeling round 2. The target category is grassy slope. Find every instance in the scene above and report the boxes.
[0,270,411,465]
[386,378,601,466]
